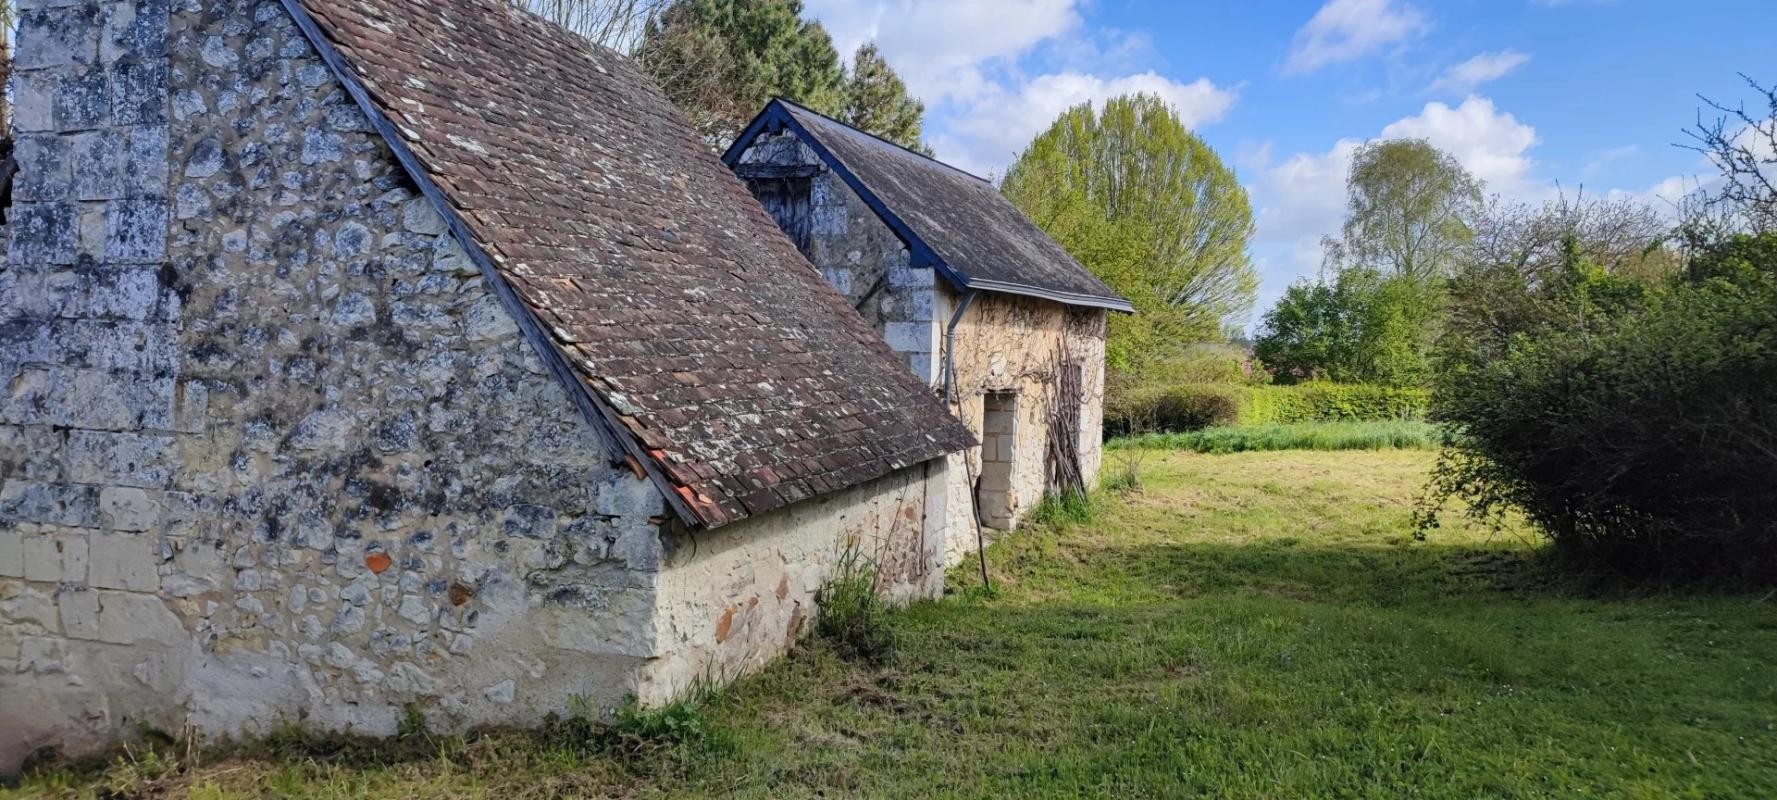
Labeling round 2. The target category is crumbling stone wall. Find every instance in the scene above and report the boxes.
[0,0,667,768]
[938,286,1108,564]
[733,132,940,383]
[643,460,947,701]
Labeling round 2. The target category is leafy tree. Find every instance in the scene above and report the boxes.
[637,2,927,151]
[638,0,846,147]
[1423,228,1776,581]
[840,43,926,152]
[1002,94,1257,378]
[1329,139,1483,281]
[1254,266,1439,386]
[1261,139,1480,386]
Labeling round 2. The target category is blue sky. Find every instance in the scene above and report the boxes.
[800,0,1777,322]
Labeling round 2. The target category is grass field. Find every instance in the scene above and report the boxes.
[13,450,1777,799]
[1110,419,1440,453]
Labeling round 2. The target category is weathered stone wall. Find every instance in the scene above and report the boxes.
[0,0,962,772]
[0,0,669,769]
[731,129,1111,563]
[937,285,1108,565]
[642,460,946,701]
[733,132,939,383]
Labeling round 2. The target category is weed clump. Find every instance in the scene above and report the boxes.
[816,549,896,664]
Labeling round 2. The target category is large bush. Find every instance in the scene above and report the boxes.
[1428,232,1777,581]
[1105,383,1240,436]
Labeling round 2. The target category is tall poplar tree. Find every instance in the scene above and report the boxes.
[1002,94,1257,374]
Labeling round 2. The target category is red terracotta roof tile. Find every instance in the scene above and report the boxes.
[294,0,972,527]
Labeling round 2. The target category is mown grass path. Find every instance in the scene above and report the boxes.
[16,451,1777,799]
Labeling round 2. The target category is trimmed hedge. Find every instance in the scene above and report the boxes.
[1110,420,1441,454]
[1106,382,1428,435]
[1241,384,1429,425]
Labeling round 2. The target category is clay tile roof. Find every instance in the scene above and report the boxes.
[726,99,1133,313]
[287,0,973,528]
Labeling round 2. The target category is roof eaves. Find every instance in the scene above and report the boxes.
[727,100,1134,316]
[280,0,710,529]
[965,278,1136,313]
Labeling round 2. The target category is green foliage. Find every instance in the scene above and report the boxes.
[1107,382,1427,435]
[1001,94,1257,375]
[1257,259,1446,388]
[1110,420,1441,454]
[1257,139,1480,387]
[1029,490,1096,526]
[1334,139,1483,282]
[639,0,925,150]
[815,549,895,664]
[1427,231,1777,581]
[1240,383,1428,425]
[603,694,728,760]
[838,43,926,151]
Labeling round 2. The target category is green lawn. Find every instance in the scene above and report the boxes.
[1110,419,1440,453]
[15,451,1777,799]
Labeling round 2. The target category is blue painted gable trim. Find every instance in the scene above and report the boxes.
[723,101,968,290]
[723,100,1136,315]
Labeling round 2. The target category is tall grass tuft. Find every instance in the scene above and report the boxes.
[815,548,895,664]
[1029,491,1095,525]
[1110,420,1442,454]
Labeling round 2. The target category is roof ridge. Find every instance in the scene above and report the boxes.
[771,97,994,185]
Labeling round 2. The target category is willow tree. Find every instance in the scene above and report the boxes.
[1331,138,1483,281]
[1002,94,1257,376]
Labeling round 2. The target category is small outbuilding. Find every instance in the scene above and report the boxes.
[725,101,1131,556]
[0,0,976,770]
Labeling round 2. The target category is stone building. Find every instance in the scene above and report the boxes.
[725,101,1130,554]
[0,0,978,771]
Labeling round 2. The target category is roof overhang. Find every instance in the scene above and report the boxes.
[724,100,1134,315]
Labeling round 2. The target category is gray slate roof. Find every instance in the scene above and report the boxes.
[734,100,1133,313]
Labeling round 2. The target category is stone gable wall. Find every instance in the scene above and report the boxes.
[0,0,668,769]
[734,131,941,383]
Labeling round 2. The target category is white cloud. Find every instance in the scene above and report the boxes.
[1428,50,1530,94]
[1284,0,1428,74]
[1248,96,1540,315]
[1379,96,1540,194]
[1605,175,1702,214]
[1580,144,1641,180]
[938,72,1238,177]
[803,0,1082,102]
[802,0,1235,177]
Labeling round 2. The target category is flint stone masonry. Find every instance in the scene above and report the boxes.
[0,0,956,773]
